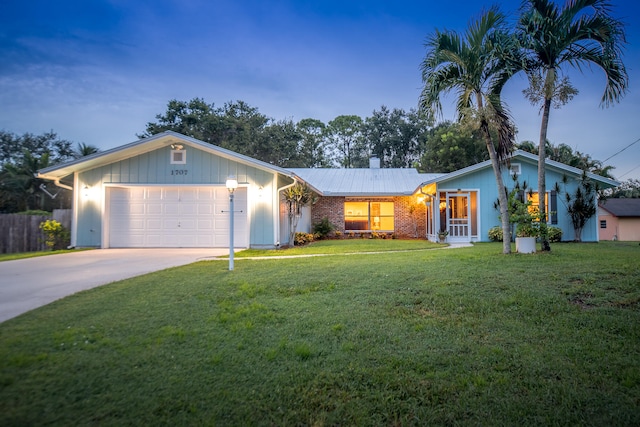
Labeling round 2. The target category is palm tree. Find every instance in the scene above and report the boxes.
[518,0,628,251]
[420,8,519,254]
[74,142,100,159]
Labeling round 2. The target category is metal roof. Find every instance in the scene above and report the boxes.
[599,198,640,217]
[288,168,443,196]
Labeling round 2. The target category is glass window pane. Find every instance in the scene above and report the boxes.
[345,202,369,230]
[379,202,394,216]
[379,216,394,231]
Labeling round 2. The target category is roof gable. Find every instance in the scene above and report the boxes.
[420,150,620,188]
[599,198,640,217]
[37,131,294,180]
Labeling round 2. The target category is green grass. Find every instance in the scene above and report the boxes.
[1,241,639,425]
[0,248,92,262]
[235,238,443,257]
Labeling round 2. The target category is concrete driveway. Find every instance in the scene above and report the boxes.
[0,248,227,323]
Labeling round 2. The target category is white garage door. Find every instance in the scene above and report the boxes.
[108,186,248,248]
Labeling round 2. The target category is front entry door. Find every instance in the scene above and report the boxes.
[447,193,470,241]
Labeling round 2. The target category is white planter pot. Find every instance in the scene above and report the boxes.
[516,236,536,254]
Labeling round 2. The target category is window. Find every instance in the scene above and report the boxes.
[600,220,607,229]
[526,191,558,224]
[171,150,186,164]
[344,201,394,231]
[510,163,521,176]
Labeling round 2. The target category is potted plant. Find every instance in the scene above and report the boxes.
[513,204,540,254]
[437,229,449,243]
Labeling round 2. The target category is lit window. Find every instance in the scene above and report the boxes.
[526,191,557,224]
[344,201,394,231]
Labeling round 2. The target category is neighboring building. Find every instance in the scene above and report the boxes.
[37,132,620,249]
[598,199,640,241]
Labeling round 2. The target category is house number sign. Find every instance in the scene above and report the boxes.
[171,169,189,176]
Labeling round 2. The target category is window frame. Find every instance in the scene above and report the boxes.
[344,200,394,232]
[170,150,186,165]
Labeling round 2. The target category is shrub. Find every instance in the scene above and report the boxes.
[294,232,314,246]
[39,219,69,250]
[488,226,503,242]
[548,226,563,242]
[334,231,343,239]
[312,217,335,239]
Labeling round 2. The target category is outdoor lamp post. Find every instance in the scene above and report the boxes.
[225,176,238,271]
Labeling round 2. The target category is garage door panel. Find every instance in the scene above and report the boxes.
[130,203,145,215]
[164,204,180,215]
[180,203,197,215]
[109,186,247,248]
[147,219,162,230]
[147,203,163,214]
[198,219,213,230]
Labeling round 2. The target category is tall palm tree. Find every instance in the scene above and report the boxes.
[420,8,519,254]
[518,0,628,251]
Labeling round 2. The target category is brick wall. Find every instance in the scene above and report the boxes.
[310,196,426,238]
[311,196,345,232]
[394,196,426,238]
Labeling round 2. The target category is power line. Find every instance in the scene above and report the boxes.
[603,136,640,163]
[618,164,640,179]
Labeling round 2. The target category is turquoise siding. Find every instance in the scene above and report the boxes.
[76,146,281,248]
[438,156,600,242]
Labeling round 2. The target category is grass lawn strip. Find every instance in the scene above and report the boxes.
[0,241,638,425]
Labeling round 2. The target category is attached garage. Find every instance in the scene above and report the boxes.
[36,132,297,249]
[106,186,248,248]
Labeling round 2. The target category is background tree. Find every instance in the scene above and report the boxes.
[326,115,364,168]
[0,130,73,166]
[605,178,640,198]
[420,8,519,254]
[517,0,628,251]
[140,98,221,144]
[0,131,75,213]
[418,121,488,173]
[296,118,330,168]
[251,119,301,167]
[360,107,429,168]
[1,151,51,212]
[516,140,615,177]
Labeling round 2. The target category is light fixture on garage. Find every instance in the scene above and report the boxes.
[170,143,184,150]
[225,176,238,271]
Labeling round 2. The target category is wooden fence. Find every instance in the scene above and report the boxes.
[0,210,72,254]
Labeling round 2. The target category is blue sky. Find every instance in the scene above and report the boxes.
[1,0,639,180]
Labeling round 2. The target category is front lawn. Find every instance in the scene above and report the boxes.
[1,242,638,425]
[235,238,443,257]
